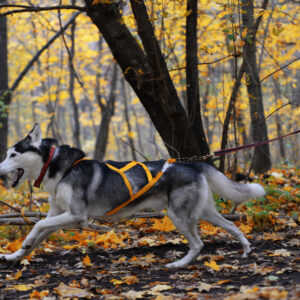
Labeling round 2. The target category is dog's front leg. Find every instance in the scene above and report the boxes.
[0,212,86,262]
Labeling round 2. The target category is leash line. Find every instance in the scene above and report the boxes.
[176,129,300,162]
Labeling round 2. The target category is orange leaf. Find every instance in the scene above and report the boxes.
[30,289,49,299]
[6,238,23,253]
[82,255,93,267]
[151,216,175,232]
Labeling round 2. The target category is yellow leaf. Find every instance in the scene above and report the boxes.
[185,9,192,17]
[110,278,124,286]
[82,255,93,267]
[6,270,22,280]
[128,131,136,139]
[215,279,231,285]
[204,259,220,271]
[7,284,34,291]
[239,223,252,234]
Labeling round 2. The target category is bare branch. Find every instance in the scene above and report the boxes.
[169,55,234,72]
[260,57,300,83]
[0,200,20,212]
[0,5,85,17]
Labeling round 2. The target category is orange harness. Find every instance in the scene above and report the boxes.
[72,158,176,216]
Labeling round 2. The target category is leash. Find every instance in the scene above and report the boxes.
[176,129,300,162]
[214,129,300,157]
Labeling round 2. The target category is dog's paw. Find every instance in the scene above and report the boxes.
[0,252,21,262]
[0,254,8,261]
[165,261,186,269]
[242,244,251,258]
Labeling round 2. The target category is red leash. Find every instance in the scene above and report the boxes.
[214,129,300,157]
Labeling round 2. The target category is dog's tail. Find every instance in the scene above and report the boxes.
[203,165,266,203]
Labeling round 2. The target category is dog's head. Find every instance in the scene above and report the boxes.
[0,124,57,187]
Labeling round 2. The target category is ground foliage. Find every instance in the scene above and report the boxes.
[0,166,299,299]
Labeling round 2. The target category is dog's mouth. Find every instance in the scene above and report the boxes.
[10,168,24,187]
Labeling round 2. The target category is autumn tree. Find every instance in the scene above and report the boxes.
[85,0,210,159]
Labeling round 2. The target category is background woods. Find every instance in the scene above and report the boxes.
[0,0,299,171]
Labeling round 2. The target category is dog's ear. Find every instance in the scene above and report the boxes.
[28,123,42,147]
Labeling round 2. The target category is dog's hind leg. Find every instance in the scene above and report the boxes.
[165,214,203,268]
[202,207,251,258]
[166,182,205,268]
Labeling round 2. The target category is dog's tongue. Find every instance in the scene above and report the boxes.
[11,169,24,187]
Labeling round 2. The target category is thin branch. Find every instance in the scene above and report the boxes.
[0,5,85,17]
[58,1,90,101]
[120,138,149,161]
[0,200,21,213]
[260,57,300,83]
[169,55,234,72]
[264,103,290,120]
[10,12,81,92]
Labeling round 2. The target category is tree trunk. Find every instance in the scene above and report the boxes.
[69,3,81,149]
[0,3,10,164]
[242,0,271,173]
[84,0,202,158]
[186,0,210,157]
[94,63,118,161]
[122,78,137,161]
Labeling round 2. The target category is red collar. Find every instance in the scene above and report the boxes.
[34,147,56,188]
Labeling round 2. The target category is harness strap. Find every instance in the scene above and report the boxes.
[106,158,176,216]
[106,163,134,196]
[72,158,89,167]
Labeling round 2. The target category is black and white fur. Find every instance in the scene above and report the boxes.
[0,124,265,268]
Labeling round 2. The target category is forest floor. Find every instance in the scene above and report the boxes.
[0,166,299,299]
[0,223,299,299]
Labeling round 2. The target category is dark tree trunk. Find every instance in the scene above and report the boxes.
[186,0,210,157]
[0,3,10,164]
[242,0,271,173]
[69,2,81,149]
[84,0,203,158]
[94,63,118,161]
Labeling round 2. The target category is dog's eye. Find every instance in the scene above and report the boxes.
[10,153,17,158]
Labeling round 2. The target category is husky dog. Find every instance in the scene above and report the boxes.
[0,124,265,268]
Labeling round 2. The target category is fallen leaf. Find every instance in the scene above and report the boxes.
[6,284,34,291]
[270,249,291,257]
[122,275,139,285]
[54,282,94,299]
[151,216,175,232]
[197,281,213,292]
[204,259,220,271]
[6,270,22,280]
[149,284,173,293]
[82,255,93,267]
[122,290,146,299]
[30,289,49,299]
